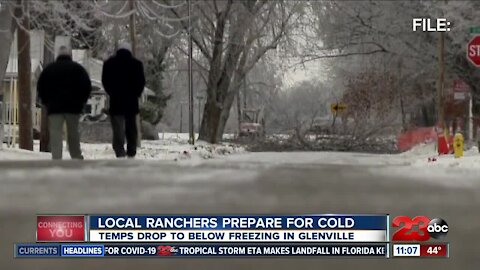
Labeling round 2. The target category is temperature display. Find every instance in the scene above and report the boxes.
[420,244,449,257]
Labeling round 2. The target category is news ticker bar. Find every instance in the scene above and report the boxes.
[15,243,450,258]
[36,214,389,243]
[15,243,389,258]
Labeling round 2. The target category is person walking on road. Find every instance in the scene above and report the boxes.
[102,42,145,158]
[37,46,92,160]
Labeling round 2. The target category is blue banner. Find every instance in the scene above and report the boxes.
[15,244,60,257]
[104,244,388,257]
[15,243,388,257]
[61,244,104,257]
[89,215,387,230]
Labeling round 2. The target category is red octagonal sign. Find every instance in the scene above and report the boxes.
[467,35,480,67]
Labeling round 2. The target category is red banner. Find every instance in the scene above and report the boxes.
[36,215,85,242]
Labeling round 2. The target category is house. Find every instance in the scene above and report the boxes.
[72,50,155,117]
[72,49,155,142]
[1,32,155,144]
[72,49,155,119]
[1,30,44,144]
[73,49,107,118]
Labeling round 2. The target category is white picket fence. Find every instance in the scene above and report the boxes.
[0,101,41,146]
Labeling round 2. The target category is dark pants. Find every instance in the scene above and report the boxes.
[110,114,138,158]
[48,114,83,160]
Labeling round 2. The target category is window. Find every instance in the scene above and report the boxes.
[1,80,11,97]
[83,104,92,114]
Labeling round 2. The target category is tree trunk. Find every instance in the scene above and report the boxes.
[198,82,241,143]
[17,0,33,150]
[0,5,16,85]
[198,15,250,143]
[40,34,54,152]
[236,86,241,135]
[196,1,282,143]
[215,95,236,141]
[198,99,222,143]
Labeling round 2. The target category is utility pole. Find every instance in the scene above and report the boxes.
[398,59,406,131]
[243,76,247,111]
[40,34,55,152]
[438,29,445,127]
[196,95,203,133]
[16,0,33,150]
[179,102,184,133]
[237,87,242,135]
[188,0,194,144]
[437,0,447,128]
[129,0,137,57]
[129,0,142,146]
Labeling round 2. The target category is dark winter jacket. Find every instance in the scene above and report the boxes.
[101,49,146,115]
[37,55,92,115]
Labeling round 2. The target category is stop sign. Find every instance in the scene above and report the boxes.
[467,35,480,67]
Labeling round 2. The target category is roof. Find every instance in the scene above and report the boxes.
[5,30,44,77]
[5,58,42,76]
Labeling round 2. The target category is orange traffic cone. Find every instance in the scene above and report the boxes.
[436,125,449,155]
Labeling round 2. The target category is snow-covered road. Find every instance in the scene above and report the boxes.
[0,145,479,269]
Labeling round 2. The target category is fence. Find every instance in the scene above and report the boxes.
[397,127,437,152]
[0,101,41,146]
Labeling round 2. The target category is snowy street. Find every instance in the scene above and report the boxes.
[1,146,479,270]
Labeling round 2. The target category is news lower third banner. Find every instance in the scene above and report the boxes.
[35,215,388,243]
[88,215,388,242]
[17,214,391,258]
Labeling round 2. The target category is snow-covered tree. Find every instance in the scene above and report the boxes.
[294,1,479,132]
[162,0,306,143]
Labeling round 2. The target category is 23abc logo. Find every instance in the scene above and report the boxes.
[157,245,177,256]
[392,216,448,241]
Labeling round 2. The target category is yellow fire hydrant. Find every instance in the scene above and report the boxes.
[453,132,464,158]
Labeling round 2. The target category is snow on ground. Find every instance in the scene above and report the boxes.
[405,143,480,169]
[0,146,49,160]
[218,151,406,167]
[1,131,479,171]
[217,142,480,170]
[80,139,243,162]
[208,143,480,188]
[0,133,243,162]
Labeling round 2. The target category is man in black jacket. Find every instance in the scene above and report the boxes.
[37,46,92,160]
[102,42,145,158]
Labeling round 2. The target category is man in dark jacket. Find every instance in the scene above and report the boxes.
[102,42,145,158]
[37,46,92,160]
